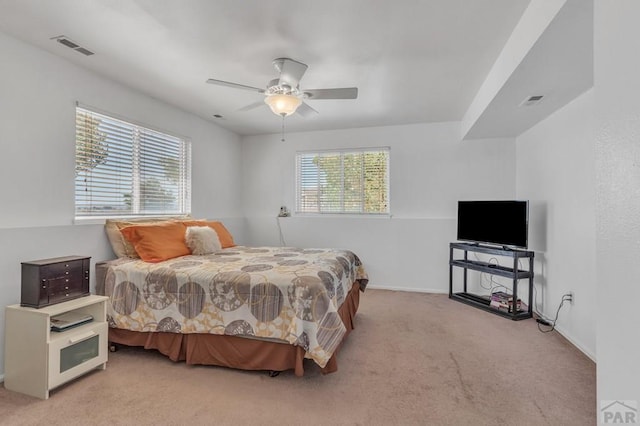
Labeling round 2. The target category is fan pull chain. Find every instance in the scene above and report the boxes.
[281,114,286,142]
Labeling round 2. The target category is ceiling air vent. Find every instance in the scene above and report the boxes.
[74,47,95,56]
[57,38,79,49]
[50,35,94,56]
[520,95,544,107]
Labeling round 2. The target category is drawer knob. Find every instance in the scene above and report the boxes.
[65,271,69,275]
[65,293,69,297]
[65,286,69,290]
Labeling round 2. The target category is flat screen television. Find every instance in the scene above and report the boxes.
[457,200,529,249]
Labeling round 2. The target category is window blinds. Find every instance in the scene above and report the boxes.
[296,147,390,214]
[74,107,191,218]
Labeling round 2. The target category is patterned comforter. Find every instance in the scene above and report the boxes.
[100,246,368,368]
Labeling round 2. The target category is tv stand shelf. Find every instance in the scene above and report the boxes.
[449,242,534,320]
[449,259,533,279]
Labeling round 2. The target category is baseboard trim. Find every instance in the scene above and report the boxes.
[554,325,596,362]
[367,284,448,294]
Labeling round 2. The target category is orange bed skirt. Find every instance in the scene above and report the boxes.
[109,281,361,376]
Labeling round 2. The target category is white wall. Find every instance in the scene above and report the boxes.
[241,122,516,292]
[0,31,243,378]
[594,0,640,409]
[515,89,596,359]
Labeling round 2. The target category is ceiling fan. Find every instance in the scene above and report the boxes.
[206,58,358,118]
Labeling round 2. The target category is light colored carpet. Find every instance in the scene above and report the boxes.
[0,290,596,425]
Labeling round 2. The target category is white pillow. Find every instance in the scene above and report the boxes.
[185,226,222,255]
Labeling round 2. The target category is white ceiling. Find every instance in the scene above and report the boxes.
[0,0,544,136]
[465,0,593,139]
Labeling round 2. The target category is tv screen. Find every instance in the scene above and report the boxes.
[457,200,529,249]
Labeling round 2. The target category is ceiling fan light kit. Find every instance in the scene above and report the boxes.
[206,57,358,120]
[264,94,302,116]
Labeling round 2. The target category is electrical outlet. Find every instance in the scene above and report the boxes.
[278,206,290,217]
[566,291,574,304]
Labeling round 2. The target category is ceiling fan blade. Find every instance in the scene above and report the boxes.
[206,78,265,93]
[237,101,266,112]
[274,58,308,88]
[304,87,358,100]
[296,101,318,118]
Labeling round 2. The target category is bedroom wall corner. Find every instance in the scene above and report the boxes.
[515,88,597,361]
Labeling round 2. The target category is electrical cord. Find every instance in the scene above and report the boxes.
[472,254,570,333]
[472,253,509,292]
[513,258,571,333]
[477,256,535,311]
[276,216,287,247]
[536,294,572,333]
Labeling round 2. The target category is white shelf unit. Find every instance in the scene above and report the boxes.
[4,295,108,399]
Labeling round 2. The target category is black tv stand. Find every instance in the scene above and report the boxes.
[449,242,534,320]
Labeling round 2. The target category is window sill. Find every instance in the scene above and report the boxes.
[74,214,191,225]
[74,217,107,225]
[292,213,392,219]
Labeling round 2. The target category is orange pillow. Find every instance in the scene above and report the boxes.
[105,216,193,258]
[120,221,190,263]
[181,220,236,248]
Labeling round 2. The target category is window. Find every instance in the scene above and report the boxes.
[296,147,390,215]
[74,106,191,219]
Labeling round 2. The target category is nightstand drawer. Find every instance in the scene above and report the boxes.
[48,322,108,389]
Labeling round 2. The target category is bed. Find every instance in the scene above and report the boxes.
[96,228,368,376]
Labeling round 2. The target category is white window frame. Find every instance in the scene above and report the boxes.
[295,147,390,216]
[74,104,191,221]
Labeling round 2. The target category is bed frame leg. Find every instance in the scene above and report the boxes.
[268,370,280,377]
[109,342,119,353]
